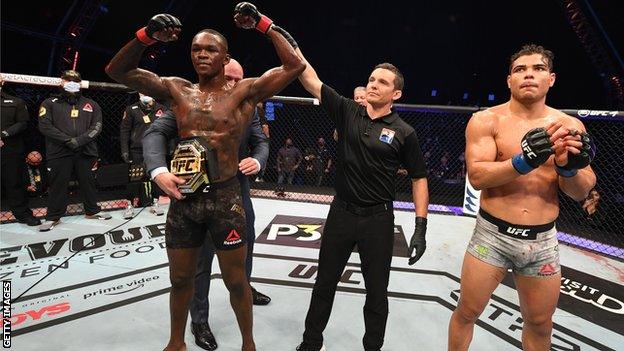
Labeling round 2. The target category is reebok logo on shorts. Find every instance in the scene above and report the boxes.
[224,229,242,246]
[538,263,558,276]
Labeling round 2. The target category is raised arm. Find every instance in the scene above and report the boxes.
[233,3,305,104]
[105,14,182,101]
[295,47,323,101]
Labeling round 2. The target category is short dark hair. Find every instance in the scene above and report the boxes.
[509,44,554,72]
[195,29,228,52]
[61,70,82,82]
[374,63,404,90]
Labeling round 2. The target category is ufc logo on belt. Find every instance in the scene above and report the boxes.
[506,226,531,237]
[171,158,199,174]
[521,140,537,159]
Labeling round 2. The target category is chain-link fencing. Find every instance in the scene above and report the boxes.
[1,74,622,259]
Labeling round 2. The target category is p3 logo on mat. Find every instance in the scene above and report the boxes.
[256,215,325,249]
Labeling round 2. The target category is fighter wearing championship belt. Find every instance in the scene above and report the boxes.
[106,3,304,351]
[170,137,219,194]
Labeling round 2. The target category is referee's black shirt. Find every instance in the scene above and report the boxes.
[321,84,427,206]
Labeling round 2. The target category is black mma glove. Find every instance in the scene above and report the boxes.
[556,131,595,177]
[511,127,554,174]
[408,217,427,265]
[136,14,182,45]
[234,2,274,34]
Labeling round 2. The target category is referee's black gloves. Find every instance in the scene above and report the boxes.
[408,217,427,265]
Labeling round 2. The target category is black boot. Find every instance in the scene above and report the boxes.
[15,214,41,226]
[191,322,218,351]
[252,286,271,306]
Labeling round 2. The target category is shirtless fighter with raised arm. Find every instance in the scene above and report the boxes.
[106,3,304,350]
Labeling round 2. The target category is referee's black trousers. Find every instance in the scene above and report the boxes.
[303,198,395,351]
[46,154,100,221]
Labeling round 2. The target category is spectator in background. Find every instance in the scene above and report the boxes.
[38,70,110,232]
[255,101,269,183]
[312,137,332,186]
[434,151,451,179]
[582,188,600,216]
[0,75,41,226]
[455,151,466,180]
[353,86,367,106]
[423,150,432,169]
[119,93,166,218]
[257,102,270,138]
[276,137,301,195]
[334,86,368,143]
[303,146,318,185]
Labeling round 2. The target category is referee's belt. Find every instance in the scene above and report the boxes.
[170,137,220,194]
[332,197,393,216]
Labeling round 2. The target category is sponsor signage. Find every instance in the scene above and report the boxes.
[0,73,89,89]
[269,255,609,350]
[576,110,619,118]
[11,273,165,332]
[0,223,167,282]
[502,265,624,335]
[256,215,409,257]
[463,176,481,216]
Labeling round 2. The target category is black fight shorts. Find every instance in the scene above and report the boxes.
[165,177,246,250]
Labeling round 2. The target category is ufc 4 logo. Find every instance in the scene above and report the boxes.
[506,227,530,237]
[521,140,537,159]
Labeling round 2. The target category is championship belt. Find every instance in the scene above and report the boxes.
[170,138,220,194]
[129,163,146,182]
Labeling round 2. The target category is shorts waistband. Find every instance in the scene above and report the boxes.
[479,208,555,240]
[332,197,392,216]
[185,176,238,196]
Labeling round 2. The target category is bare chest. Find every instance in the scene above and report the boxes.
[494,116,557,161]
[174,91,244,133]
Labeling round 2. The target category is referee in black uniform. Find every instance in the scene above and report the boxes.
[38,70,110,231]
[0,76,40,226]
[294,49,430,351]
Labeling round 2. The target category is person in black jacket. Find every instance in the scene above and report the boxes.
[0,76,41,226]
[119,93,166,218]
[37,70,110,231]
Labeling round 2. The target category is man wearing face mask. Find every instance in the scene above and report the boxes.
[119,93,166,218]
[38,70,110,231]
[0,76,41,226]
